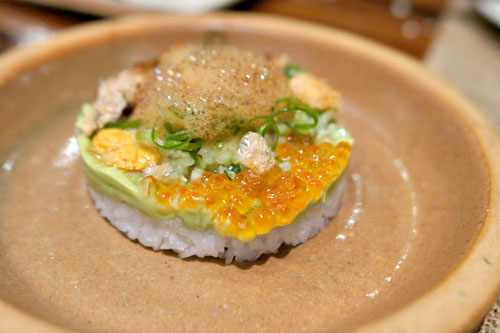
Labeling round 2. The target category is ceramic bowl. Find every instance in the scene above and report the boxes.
[0,14,499,332]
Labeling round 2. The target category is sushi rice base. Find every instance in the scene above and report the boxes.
[89,173,346,264]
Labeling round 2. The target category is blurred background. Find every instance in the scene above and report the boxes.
[0,0,452,57]
[0,0,449,57]
[0,0,499,329]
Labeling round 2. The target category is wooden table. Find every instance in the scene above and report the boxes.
[0,0,447,58]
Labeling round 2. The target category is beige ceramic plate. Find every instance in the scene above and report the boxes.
[0,14,499,332]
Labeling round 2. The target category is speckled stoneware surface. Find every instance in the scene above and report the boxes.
[0,14,499,332]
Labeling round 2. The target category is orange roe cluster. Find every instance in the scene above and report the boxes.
[142,134,351,241]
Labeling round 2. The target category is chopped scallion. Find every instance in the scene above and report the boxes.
[284,64,306,79]
[151,121,203,152]
[190,151,201,167]
[103,119,142,129]
[227,163,241,174]
[253,98,320,148]
[258,120,280,149]
[224,163,241,180]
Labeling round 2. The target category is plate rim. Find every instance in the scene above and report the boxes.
[0,13,499,332]
[475,0,500,29]
[19,0,243,15]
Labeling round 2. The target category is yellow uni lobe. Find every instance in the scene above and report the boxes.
[90,128,160,171]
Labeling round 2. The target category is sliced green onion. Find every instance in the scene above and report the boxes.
[273,106,319,130]
[252,97,322,146]
[224,164,241,180]
[165,130,191,142]
[151,121,203,152]
[103,119,142,129]
[272,97,305,111]
[190,151,201,167]
[258,120,280,149]
[178,139,203,151]
[248,115,271,126]
[272,98,320,130]
[227,163,241,174]
[284,64,306,79]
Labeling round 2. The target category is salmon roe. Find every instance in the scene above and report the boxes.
[141,135,351,241]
